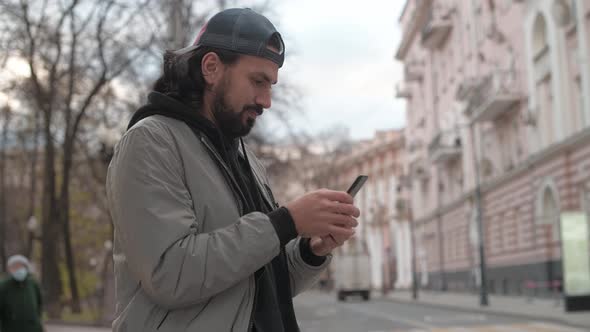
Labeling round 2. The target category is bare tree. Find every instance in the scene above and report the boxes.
[0,0,160,316]
[0,0,302,318]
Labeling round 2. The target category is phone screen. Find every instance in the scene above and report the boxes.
[347,175,369,198]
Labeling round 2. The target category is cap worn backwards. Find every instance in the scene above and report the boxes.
[173,8,285,67]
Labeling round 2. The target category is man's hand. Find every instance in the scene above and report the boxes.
[285,189,360,238]
[309,231,356,257]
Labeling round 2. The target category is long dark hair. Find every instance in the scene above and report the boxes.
[153,47,241,108]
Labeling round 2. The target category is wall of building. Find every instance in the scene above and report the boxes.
[397,0,590,296]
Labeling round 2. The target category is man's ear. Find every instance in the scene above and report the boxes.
[202,52,223,85]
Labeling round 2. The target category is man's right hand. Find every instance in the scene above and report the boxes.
[285,189,360,238]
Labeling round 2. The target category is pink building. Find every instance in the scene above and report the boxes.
[396,0,590,295]
[316,130,411,292]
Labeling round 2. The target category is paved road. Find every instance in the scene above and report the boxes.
[293,291,584,332]
[45,291,585,332]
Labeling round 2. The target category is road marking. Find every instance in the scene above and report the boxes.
[340,303,437,329]
[424,314,488,324]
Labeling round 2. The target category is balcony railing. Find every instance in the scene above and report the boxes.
[466,70,523,122]
[421,4,453,49]
[395,82,412,99]
[428,131,462,164]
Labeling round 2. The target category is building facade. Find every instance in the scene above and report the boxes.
[396,0,590,296]
[317,130,412,292]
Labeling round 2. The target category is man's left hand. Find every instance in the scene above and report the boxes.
[309,231,355,257]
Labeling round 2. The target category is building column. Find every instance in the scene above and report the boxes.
[575,0,590,126]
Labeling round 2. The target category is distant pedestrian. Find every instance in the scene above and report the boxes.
[0,255,43,332]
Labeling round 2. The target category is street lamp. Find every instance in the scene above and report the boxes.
[468,123,489,306]
[410,208,418,300]
[427,122,489,306]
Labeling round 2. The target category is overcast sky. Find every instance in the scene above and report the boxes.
[271,0,406,140]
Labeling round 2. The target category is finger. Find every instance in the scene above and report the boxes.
[334,232,355,243]
[328,225,355,238]
[326,214,358,228]
[319,189,354,204]
[327,201,360,217]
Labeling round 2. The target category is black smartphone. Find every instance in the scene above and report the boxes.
[347,175,369,198]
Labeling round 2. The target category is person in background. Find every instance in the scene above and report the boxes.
[0,255,43,332]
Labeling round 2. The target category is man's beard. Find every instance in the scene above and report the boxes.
[212,83,263,139]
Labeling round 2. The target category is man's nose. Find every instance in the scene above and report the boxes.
[255,91,272,109]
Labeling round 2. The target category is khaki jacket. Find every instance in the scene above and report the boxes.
[107,115,330,331]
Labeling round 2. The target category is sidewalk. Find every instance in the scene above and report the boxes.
[384,290,590,329]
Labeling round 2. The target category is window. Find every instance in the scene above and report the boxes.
[535,179,561,242]
[532,14,548,57]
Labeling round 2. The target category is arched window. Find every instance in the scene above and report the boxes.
[536,179,561,242]
[542,188,559,223]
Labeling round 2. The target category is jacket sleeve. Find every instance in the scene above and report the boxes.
[106,125,280,310]
[285,237,331,297]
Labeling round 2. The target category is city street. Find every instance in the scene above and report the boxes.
[45,291,584,332]
[293,291,583,332]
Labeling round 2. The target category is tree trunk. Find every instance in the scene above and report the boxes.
[26,112,40,258]
[41,118,63,318]
[0,107,10,270]
[61,138,81,313]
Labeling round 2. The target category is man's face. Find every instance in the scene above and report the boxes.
[212,54,278,138]
[8,262,26,274]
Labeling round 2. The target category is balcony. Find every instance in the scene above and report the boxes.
[396,0,432,60]
[428,132,462,164]
[466,70,523,123]
[405,59,424,81]
[421,4,453,50]
[395,82,412,99]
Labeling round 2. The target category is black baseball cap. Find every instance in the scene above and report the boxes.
[173,8,285,67]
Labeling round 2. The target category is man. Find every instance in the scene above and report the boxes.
[107,8,360,331]
[0,255,43,332]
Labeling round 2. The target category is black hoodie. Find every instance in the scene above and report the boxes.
[128,92,326,332]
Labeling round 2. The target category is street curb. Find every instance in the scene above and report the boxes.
[383,295,590,330]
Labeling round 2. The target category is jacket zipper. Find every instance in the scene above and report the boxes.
[198,135,247,214]
[199,134,261,331]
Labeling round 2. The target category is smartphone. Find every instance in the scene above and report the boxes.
[347,175,369,198]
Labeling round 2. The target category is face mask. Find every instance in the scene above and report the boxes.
[11,267,28,282]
